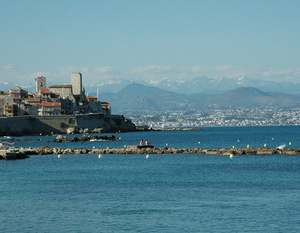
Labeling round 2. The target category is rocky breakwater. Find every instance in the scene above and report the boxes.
[53,134,117,143]
[0,147,31,160]
[25,146,300,156]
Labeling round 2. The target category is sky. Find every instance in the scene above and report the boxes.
[1,0,300,85]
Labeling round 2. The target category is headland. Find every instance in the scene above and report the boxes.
[0,72,136,136]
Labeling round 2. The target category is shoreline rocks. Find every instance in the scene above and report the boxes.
[54,134,117,143]
[21,146,300,156]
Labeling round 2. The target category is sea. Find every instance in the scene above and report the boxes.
[1,126,300,233]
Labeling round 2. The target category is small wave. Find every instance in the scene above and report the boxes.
[276,144,286,149]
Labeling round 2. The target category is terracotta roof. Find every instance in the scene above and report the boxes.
[50,85,72,88]
[86,95,97,99]
[26,99,41,102]
[40,88,51,94]
[40,102,61,107]
[101,102,110,109]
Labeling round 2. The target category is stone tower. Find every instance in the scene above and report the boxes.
[71,72,85,101]
[35,76,47,92]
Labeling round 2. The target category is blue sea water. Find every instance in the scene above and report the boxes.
[1,126,300,232]
[8,125,300,150]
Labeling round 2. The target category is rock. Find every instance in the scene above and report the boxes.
[82,128,90,134]
[92,128,102,134]
[55,135,67,142]
[69,137,79,142]
[67,127,75,134]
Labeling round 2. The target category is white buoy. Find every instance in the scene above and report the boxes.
[58,154,61,159]
[289,142,292,146]
[229,154,234,159]
[146,154,150,159]
[237,140,240,143]
[98,154,103,159]
[247,144,250,148]
[264,143,267,147]
[166,143,169,146]
[198,141,201,144]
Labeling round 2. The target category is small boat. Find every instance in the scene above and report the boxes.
[0,142,29,160]
[137,145,154,149]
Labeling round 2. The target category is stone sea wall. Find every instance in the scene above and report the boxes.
[3,146,300,160]
[0,116,33,136]
[0,114,136,136]
[21,146,300,156]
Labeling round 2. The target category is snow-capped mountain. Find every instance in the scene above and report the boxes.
[86,76,300,96]
[0,81,35,92]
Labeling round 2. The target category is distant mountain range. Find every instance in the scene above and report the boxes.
[2,76,300,114]
[88,76,300,95]
[98,84,300,114]
[86,76,300,113]
[0,81,35,92]
[2,76,300,96]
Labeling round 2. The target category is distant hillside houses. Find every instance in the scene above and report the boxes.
[0,72,111,117]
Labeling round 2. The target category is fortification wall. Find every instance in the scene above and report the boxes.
[0,116,33,136]
[0,114,136,136]
[75,114,136,132]
[75,114,105,130]
[30,115,77,134]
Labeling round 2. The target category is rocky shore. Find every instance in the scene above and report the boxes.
[17,146,300,156]
[53,134,117,143]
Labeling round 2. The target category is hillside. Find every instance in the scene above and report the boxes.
[99,83,193,114]
[99,84,300,114]
[201,87,300,109]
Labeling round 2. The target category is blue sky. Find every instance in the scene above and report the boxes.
[1,0,300,85]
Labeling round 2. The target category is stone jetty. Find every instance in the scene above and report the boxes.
[17,146,300,156]
[53,134,117,143]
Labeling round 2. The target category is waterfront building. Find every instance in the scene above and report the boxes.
[86,95,98,103]
[49,84,74,101]
[0,95,14,106]
[3,104,18,116]
[9,87,28,98]
[38,88,52,99]
[38,102,62,116]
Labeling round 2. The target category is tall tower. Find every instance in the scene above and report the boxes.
[71,72,82,95]
[35,76,47,92]
[71,72,85,101]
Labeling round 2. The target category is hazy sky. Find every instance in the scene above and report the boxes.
[1,0,300,85]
